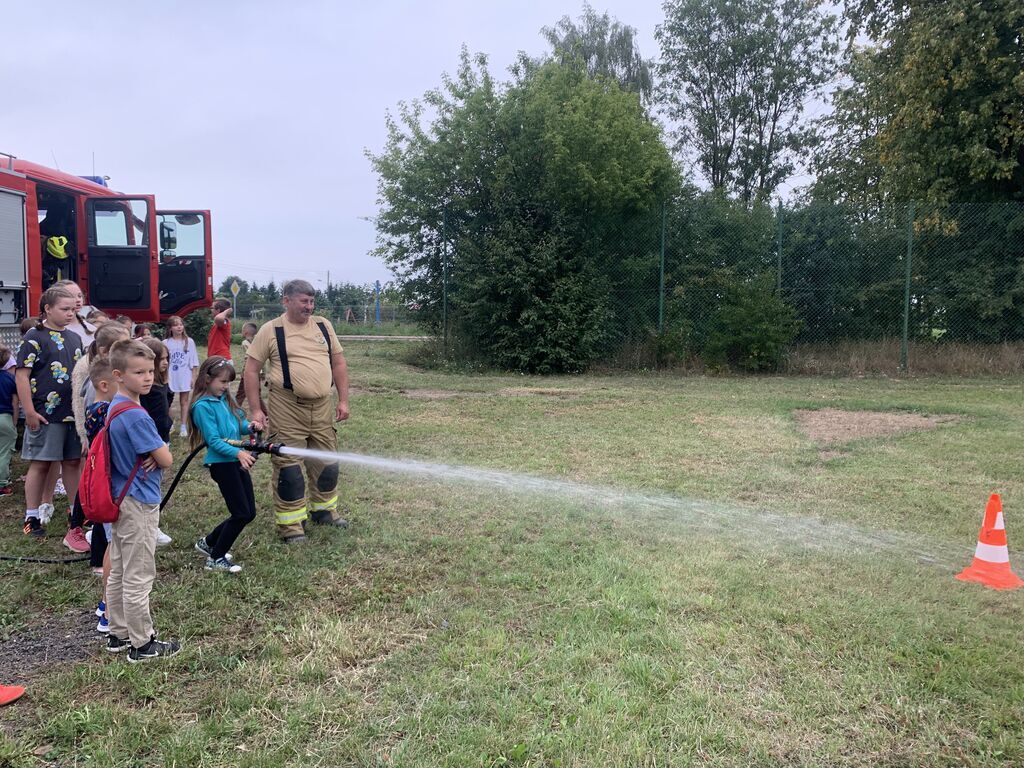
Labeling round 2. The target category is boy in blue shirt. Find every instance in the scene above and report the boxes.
[103,340,180,662]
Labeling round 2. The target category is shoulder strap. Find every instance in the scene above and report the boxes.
[317,321,333,356]
[274,324,292,391]
[107,400,143,421]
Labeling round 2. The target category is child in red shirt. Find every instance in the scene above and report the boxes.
[207,299,233,360]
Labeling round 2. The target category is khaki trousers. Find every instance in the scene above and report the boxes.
[106,496,159,648]
[268,386,342,539]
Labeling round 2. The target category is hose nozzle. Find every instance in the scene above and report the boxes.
[224,437,285,456]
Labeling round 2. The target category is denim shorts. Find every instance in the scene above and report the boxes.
[21,422,82,462]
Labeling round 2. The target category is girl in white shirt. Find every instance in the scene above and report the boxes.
[164,315,199,437]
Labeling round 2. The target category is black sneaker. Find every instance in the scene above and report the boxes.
[106,635,130,653]
[310,510,348,528]
[22,517,44,538]
[127,638,181,663]
[195,537,234,561]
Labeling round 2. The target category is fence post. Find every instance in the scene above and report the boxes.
[776,202,783,295]
[442,207,449,357]
[900,202,915,372]
[658,200,666,333]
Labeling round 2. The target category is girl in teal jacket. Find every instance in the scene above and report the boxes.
[187,356,256,573]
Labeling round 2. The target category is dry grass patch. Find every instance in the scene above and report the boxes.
[794,407,959,451]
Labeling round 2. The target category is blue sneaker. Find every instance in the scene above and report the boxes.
[95,600,106,618]
[96,614,109,633]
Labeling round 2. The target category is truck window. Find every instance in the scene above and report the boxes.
[92,199,149,247]
[157,212,205,263]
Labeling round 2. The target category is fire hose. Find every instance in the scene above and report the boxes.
[0,431,286,564]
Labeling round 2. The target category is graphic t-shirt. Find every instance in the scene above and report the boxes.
[165,336,199,392]
[84,400,110,445]
[107,395,164,505]
[16,326,83,422]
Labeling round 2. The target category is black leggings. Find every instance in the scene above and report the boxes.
[89,517,107,569]
[205,462,257,559]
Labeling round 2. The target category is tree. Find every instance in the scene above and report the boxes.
[541,3,654,104]
[369,54,676,372]
[840,0,1024,204]
[808,49,888,215]
[369,48,499,335]
[217,275,248,297]
[656,0,838,202]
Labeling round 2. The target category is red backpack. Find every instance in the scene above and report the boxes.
[80,401,145,524]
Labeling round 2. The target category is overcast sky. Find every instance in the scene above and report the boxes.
[1,0,671,291]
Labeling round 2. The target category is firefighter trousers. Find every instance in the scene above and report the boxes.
[267,387,342,540]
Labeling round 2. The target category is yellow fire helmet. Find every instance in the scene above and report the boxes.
[46,236,70,260]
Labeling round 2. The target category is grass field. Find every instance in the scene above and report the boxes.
[0,341,1022,766]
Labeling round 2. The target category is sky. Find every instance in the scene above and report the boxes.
[1,0,670,291]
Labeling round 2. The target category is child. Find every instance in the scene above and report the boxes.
[0,346,18,496]
[72,324,131,452]
[69,322,131,555]
[139,338,173,547]
[52,279,97,347]
[84,357,117,630]
[15,285,84,538]
[234,322,258,407]
[140,338,172,443]
[207,298,233,361]
[188,356,256,573]
[86,309,109,327]
[73,324,132,562]
[114,315,133,330]
[104,339,180,661]
[133,324,152,340]
[163,315,199,437]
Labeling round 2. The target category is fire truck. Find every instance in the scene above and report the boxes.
[0,152,213,347]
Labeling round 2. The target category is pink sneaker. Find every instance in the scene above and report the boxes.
[62,526,90,554]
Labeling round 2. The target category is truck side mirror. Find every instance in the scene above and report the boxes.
[159,219,177,255]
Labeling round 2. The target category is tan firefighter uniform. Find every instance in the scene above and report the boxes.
[246,314,346,540]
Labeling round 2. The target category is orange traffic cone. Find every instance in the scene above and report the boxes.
[956,493,1024,590]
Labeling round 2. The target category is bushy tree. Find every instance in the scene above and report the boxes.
[370,54,675,372]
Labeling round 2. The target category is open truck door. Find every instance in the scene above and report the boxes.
[157,209,212,317]
[85,195,159,320]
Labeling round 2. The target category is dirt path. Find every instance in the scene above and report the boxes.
[0,609,97,687]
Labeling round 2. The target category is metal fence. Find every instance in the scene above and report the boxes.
[431,199,1024,372]
[233,302,421,330]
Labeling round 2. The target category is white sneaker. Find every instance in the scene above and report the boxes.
[179,424,188,437]
[155,528,173,547]
[37,502,56,525]
[53,479,67,497]
[85,528,93,545]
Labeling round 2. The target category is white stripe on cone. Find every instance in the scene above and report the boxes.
[994,512,1005,530]
[974,541,1011,564]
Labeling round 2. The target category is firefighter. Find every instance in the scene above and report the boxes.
[244,279,350,543]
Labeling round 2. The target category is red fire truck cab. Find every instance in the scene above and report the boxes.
[0,152,212,346]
